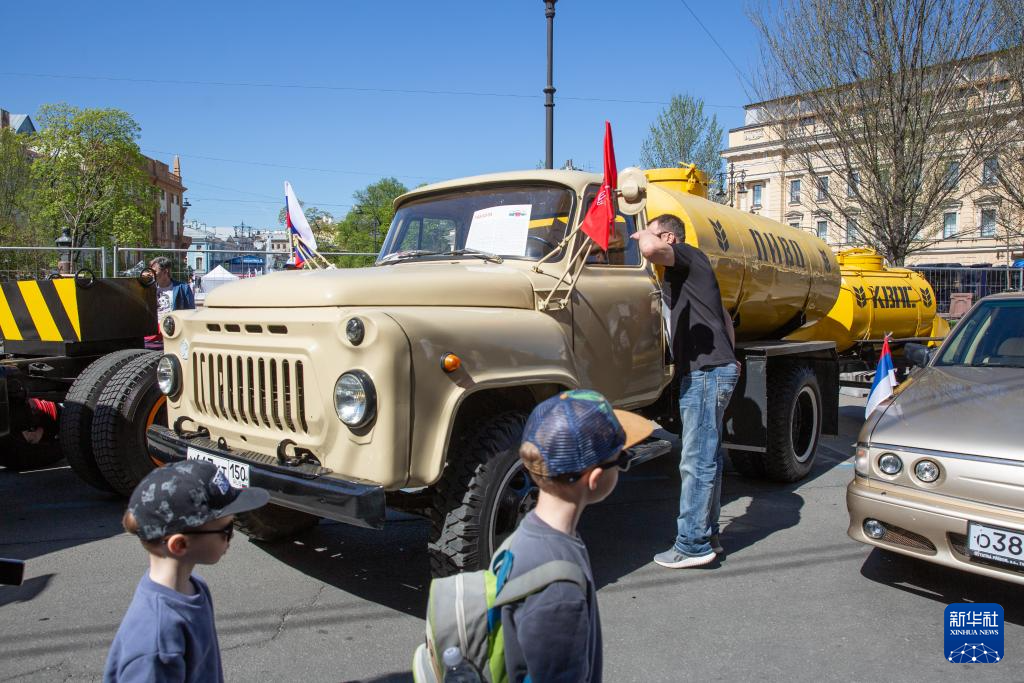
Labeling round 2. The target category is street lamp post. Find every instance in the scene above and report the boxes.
[543,0,557,170]
[55,227,72,274]
[715,164,748,208]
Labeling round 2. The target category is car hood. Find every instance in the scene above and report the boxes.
[203,261,537,309]
[870,365,1024,460]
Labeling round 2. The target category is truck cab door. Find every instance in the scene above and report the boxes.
[571,189,668,406]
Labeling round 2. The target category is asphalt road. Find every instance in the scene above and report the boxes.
[2,394,1021,682]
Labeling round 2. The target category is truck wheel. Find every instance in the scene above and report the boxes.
[234,504,319,541]
[60,349,149,492]
[90,352,165,496]
[429,411,532,577]
[727,450,766,479]
[764,363,821,482]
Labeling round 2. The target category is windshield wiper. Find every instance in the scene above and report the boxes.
[378,248,503,265]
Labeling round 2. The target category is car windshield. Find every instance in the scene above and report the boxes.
[935,299,1024,368]
[378,185,575,263]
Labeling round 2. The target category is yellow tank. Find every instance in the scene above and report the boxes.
[645,167,841,341]
[786,248,950,352]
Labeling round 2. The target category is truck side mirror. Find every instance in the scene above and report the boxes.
[904,343,932,368]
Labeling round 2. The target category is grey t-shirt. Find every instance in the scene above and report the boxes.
[500,512,602,683]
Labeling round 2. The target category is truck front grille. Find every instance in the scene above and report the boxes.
[192,352,309,434]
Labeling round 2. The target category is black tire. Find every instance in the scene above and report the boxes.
[60,349,149,492]
[764,363,822,482]
[91,351,165,496]
[429,411,533,577]
[0,432,64,471]
[234,504,319,541]
[727,449,766,479]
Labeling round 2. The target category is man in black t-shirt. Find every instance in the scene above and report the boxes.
[632,214,739,569]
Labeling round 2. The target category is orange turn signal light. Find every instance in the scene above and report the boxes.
[441,353,461,373]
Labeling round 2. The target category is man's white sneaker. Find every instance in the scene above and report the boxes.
[653,549,716,568]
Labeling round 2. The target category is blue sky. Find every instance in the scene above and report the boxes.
[2,1,762,229]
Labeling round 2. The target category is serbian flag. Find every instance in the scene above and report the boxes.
[284,181,317,267]
[866,336,897,418]
[579,121,617,251]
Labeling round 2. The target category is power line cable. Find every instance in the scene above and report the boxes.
[0,71,745,109]
[676,0,751,89]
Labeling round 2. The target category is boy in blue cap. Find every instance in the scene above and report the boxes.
[105,461,269,682]
[501,389,653,683]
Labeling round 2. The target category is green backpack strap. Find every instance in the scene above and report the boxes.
[491,560,587,608]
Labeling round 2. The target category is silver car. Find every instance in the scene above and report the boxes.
[847,292,1024,584]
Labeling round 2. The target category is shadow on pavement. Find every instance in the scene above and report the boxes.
[252,513,431,617]
[346,674,414,683]
[859,548,1024,625]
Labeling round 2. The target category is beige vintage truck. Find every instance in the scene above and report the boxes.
[134,166,872,575]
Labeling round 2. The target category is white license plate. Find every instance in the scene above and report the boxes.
[968,522,1024,568]
[186,447,250,489]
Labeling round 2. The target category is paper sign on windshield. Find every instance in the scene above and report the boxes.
[466,205,532,256]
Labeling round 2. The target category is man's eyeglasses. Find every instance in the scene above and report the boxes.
[181,524,234,541]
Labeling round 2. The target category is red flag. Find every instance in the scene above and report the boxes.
[580,121,618,251]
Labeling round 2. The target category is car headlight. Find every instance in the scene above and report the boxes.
[334,371,376,428]
[915,459,940,483]
[878,453,903,475]
[156,355,181,397]
[162,315,176,337]
[345,317,365,345]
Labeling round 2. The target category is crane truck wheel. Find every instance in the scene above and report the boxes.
[60,349,149,492]
[428,411,531,577]
[234,504,319,542]
[764,363,821,482]
[90,351,165,496]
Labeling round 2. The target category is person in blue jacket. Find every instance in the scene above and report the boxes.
[145,256,195,350]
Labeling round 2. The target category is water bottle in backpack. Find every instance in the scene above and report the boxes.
[442,647,482,683]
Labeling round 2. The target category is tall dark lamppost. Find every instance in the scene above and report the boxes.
[543,0,557,170]
[715,164,747,208]
[55,227,72,274]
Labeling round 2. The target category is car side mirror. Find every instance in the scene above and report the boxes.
[905,343,933,368]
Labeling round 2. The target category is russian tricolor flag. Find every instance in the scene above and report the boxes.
[866,336,897,418]
[284,181,318,267]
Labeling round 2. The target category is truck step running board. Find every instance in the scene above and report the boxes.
[624,438,673,470]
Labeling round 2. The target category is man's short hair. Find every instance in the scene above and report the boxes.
[149,256,173,271]
[649,214,685,241]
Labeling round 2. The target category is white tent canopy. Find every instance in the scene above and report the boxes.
[203,265,239,281]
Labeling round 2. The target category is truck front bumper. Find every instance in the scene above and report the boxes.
[147,425,386,529]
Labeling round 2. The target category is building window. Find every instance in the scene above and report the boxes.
[789,221,800,229]
[196,257,203,270]
[161,189,166,200]
[981,208,997,238]
[816,176,830,201]
[943,211,958,239]
[943,160,960,192]
[847,171,859,198]
[982,158,999,186]
[846,217,859,244]
[751,184,763,208]
[816,220,828,240]
[790,179,801,204]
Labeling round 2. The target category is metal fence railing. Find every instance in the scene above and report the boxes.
[910,266,1024,316]
[0,246,108,281]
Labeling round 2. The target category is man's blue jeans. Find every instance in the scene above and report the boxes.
[675,363,740,556]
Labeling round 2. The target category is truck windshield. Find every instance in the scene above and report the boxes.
[378,185,575,263]
[934,299,1024,368]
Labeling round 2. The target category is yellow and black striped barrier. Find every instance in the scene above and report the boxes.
[0,277,156,356]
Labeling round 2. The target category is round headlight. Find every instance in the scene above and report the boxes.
[334,371,376,427]
[162,315,176,337]
[863,519,886,540]
[915,459,940,482]
[878,453,903,475]
[346,318,365,345]
[156,355,180,397]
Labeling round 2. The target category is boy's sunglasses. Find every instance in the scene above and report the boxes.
[557,450,634,483]
[181,524,234,541]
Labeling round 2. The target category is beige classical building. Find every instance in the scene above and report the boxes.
[722,88,1021,266]
[147,155,190,250]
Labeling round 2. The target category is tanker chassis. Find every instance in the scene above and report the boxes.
[138,167,938,576]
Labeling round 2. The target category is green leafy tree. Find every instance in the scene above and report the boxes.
[331,177,408,267]
[276,203,336,247]
[0,128,36,243]
[639,94,725,191]
[30,104,156,266]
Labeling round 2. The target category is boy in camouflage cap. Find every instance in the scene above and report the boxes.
[105,460,269,682]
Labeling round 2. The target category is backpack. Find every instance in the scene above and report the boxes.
[412,534,586,683]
